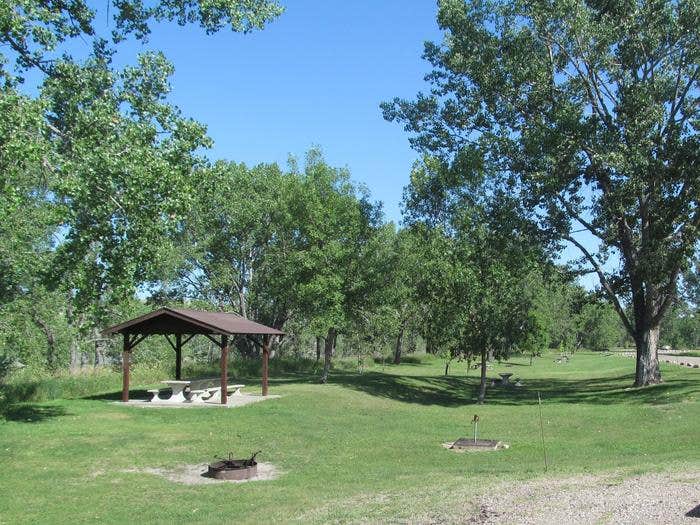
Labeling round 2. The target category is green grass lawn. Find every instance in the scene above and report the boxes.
[1,352,698,524]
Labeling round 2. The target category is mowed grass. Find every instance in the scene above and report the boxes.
[1,352,698,524]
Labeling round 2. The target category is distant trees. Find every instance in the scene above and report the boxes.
[383,0,700,386]
[4,0,697,395]
[164,150,385,382]
[0,0,283,371]
[399,154,551,402]
[660,303,700,351]
[526,271,626,353]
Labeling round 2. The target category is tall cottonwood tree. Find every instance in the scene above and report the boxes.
[0,91,55,304]
[172,161,288,318]
[0,0,281,305]
[169,160,301,357]
[384,0,700,386]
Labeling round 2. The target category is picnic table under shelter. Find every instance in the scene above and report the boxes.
[103,307,284,404]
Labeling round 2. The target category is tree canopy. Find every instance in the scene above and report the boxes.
[383,0,700,386]
[3,0,695,393]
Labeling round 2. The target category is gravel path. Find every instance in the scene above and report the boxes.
[468,470,699,524]
[621,351,700,368]
[660,354,700,368]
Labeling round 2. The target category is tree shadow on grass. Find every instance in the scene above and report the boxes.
[324,371,699,407]
[76,369,698,408]
[0,383,69,422]
[82,388,151,401]
[686,504,700,518]
[79,372,316,402]
[0,403,68,423]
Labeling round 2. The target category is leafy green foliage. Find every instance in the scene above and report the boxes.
[383,0,700,385]
[577,302,626,351]
[0,0,283,372]
[0,90,55,303]
[400,178,549,401]
[0,0,282,82]
[660,302,700,350]
[42,50,211,312]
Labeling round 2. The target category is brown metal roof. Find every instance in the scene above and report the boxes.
[103,307,285,336]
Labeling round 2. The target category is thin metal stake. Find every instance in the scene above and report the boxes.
[537,391,548,472]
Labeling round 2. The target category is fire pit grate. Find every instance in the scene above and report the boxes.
[450,438,506,451]
[207,451,260,480]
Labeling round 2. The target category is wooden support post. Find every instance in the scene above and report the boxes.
[175,333,182,380]
[122,334,130,403]
[220,335,228,405]
[262,336,270,396]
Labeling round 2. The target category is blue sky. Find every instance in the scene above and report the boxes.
[21,0,605,288]
[115,1,444,223]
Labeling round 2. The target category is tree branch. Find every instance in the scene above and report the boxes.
[565,235,634,335]
[556,195,604,239]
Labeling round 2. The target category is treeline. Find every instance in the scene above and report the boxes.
[0,120,642,379]
[2,0,699,396]
[1,145,636,380]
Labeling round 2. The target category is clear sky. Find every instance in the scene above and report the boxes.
[114,1,444,224]
[102,2,603,288]
[29,0,603,288]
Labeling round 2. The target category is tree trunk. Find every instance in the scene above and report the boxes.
[32,314,57,371]
[634,324,661,386]
[408,331,417,353]
[320,327,336,383]
[444,358,451,376]
[68,339,80,373]
[477,347,487,404]
[239,290,247,319]
[94,339,105,368]
[261,336,269,396]
[236,336,257,359]
[207,340,215,364]
[315,336,322,362]
[64,297,85,372]
[93,328,106,368]
[393,325,405,365]
[425,334,435,354]
[623,275,671,386]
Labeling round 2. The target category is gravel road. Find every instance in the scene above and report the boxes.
[660,354,700,368]
[621,351,700,368]
[467,470,699,524]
